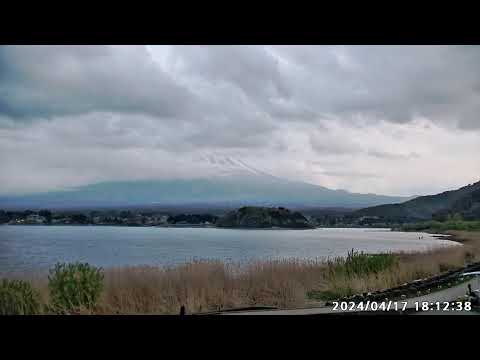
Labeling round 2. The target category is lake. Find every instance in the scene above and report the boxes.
[0,225,460,274]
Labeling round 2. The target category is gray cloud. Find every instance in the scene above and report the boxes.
[314,170,382,179]
[1,45,480,196]
[3,45,480,129]
[309,135,361,155]
[265,45,480,127]
[0,46,198,120]
[367,150,420,160]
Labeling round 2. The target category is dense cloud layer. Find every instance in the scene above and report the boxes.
[0,45,479,196]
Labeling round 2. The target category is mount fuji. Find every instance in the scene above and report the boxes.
[0,155,412,210]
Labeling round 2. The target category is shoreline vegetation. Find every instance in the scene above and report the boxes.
[0,206,317,229]
[2,229,479,315]
[393,219,480,232]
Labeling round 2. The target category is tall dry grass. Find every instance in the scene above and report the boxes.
[96,259,328,314]
[5,231,480,314]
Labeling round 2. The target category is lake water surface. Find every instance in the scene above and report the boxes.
[0,225,460,274]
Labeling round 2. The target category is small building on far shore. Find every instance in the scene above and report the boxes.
[25,214,46,224]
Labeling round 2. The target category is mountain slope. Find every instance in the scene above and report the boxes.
[443,187,480,220]
[355,181,480,220]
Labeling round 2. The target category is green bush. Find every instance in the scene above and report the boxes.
[48,262,104,313]
[327,249,397,279]
[0,279,41,315]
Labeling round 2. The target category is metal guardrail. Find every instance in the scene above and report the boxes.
[332,261,480,305]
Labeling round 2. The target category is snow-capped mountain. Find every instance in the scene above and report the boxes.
[0,155,411,209]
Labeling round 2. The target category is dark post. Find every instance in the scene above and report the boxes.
[468,284,473,296]
[180,305,185,316]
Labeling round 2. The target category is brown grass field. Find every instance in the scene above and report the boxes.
[9,230,480,314]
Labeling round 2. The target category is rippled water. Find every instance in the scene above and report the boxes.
[0,225,460,274]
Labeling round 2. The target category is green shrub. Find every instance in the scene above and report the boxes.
[0,279,41,315]
[327,249,397,279]
[48,262,104,314]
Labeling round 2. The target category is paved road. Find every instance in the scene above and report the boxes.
[214,277,480,315]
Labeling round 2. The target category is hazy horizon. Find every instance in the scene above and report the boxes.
[1,45,480,198]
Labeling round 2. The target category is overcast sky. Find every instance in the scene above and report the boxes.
[1,45,479,197]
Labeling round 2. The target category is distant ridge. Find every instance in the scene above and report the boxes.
[355,180,480,220]
[0,176,411,210]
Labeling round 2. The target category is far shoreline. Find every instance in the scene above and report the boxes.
[2,223,465,240]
